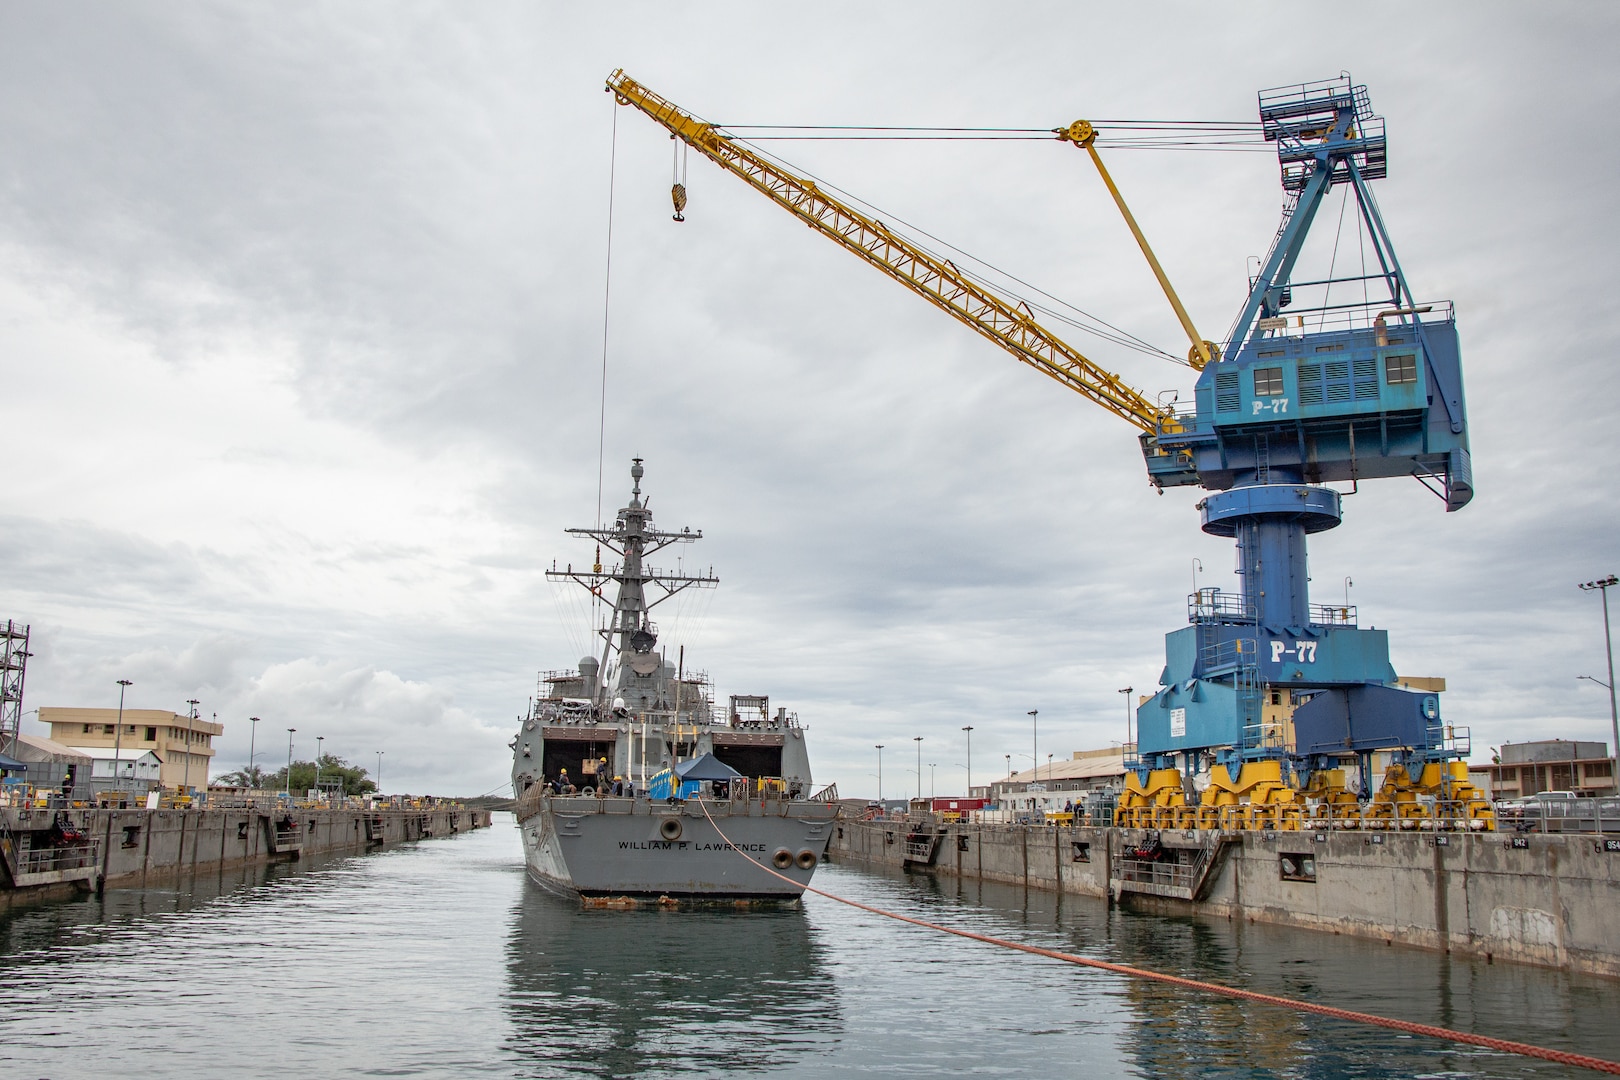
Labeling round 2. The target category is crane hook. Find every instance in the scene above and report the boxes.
[671,134,689,222]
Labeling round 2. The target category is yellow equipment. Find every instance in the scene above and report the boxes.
[1199,760,1304,831]
[605,70,1180,437]
[1114,768,1189,828]
[606,71,1489,834]
[1056,119,1218,371]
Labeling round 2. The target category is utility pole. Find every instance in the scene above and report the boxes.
[1118,687,1134,758]
[376,750,384,796]
[875,744,883,802]
[1578,574,1619,791]
[185,699,200,797]
[114,679,132,803]
[962,725,974,796]
[1027,710,1038,787]
[913,736,923,803]
[249,716,259,786]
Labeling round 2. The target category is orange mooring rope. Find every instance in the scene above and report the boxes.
[698,803,1620,1075]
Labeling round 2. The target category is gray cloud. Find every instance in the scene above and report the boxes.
[1,2,1617,795]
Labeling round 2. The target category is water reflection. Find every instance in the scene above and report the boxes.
[0,857,299,957]
[867,865,1620,1079]
[502,884,842,1077]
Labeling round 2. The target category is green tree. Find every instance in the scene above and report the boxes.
[262,755,375,796]
[214,764,271,789]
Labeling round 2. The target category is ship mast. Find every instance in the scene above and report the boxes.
[547,459,717,704]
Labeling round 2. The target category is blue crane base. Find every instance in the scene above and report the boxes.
[1135,478,1450,787]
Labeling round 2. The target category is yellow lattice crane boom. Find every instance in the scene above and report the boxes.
[606,69,1176,435]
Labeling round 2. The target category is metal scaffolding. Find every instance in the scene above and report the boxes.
[0,620,31,758]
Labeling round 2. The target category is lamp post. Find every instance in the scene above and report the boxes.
[286,728,296,799]
[376,750,384,795]
[962,725,974,796]
[316,736,324,799]
[875,745,884,802]
[1578,574,1620,791]
[114,679,132,802]
[929,763,936,799]
[1118,687,1134,758]
[913,736,923,803]
[249,717,260,787]
[1027,710,1038,788]
[1047,753,1053,786]
[184,698,200,797]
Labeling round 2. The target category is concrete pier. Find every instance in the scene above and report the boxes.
[829,818,1620,978]
[0,805,492,910]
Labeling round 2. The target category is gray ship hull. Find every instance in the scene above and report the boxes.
[518,794,836,902]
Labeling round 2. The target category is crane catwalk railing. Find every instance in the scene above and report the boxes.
[607,71,1174,435]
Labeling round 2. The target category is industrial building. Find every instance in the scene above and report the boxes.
[1476,740,1615,798]
[39,707,222,793]
[993,746,1130,801]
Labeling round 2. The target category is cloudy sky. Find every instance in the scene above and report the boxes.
[2,3,1616,798]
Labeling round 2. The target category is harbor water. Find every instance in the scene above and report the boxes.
[1,815,1615,1078]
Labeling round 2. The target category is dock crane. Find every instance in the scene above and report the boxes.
[606,71,1490,829]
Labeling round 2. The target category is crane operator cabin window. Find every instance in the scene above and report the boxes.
[1385,353,1417,385]
[1254,367,1285,396]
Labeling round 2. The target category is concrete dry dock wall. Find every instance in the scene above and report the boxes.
[0,806,491,911]
[828,821,1620,978]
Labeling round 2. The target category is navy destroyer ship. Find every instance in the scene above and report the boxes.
[510,460,836,903]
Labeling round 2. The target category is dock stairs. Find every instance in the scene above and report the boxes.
[0,817,99,889]
[903,827,946,867]
[1111,831,1237,901]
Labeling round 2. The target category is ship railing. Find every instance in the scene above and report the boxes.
[726,714,802,731]
[808,783,839,803]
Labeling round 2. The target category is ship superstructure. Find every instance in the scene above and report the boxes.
[510,460,834,902]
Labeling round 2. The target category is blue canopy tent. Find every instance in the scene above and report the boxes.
[674,753,742,783]
[650,753,742,799]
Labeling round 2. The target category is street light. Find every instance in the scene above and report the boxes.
[286,728,296,800]
[1027,710,1038,788]
[961,725,974,796]
[875,745,884,801]
[929,763,936,799]
[376,750,384,795]
[913,736,924,803]
[249,717,260,786]
[316,736,324,798]
[114,679,132,803]
[1118,687,1134,757]
[184,698,200,797]
[1578,574,1620,791]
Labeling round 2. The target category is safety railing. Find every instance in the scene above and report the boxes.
[1189,590,1254,624]
[1309,603,1358,627]
[904,839,934,861]
[1498,797,1620,834]
[15,840,100,875]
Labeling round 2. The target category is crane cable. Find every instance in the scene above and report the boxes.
[696,802,1620,1075]
[721,132,1188,367]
